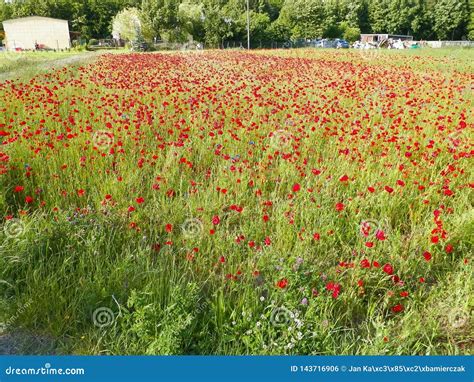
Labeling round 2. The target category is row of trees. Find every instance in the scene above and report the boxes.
[1,0,473,46]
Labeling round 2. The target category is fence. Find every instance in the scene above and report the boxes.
[158,39,474,51]
[153,39,339,51]
[424,41,474,48]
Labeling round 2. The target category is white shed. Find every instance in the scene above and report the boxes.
[2,16,70,51]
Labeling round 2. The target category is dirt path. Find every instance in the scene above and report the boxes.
[38,51,100,69]
[0,50,107,82]
[0,331,58,355]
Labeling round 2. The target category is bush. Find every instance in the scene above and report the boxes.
[340,22,361,43]
[71,44,87,52]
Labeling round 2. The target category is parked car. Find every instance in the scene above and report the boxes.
[335,39,350,49]
[131,41,148,52]
[316,39,336,48]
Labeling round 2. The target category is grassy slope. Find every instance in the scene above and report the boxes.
[0,48,472,355]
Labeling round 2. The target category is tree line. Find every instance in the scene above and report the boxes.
[1,0,473,46]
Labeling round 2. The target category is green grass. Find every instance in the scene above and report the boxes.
[0,47,472,355]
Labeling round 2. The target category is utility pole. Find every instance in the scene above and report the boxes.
[246,0,250,50]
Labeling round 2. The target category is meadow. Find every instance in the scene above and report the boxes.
[0,48,472,355]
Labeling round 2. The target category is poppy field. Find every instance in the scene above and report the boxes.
[0,49,472,355]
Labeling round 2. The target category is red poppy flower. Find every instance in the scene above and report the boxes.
[422,251,432,261]
[212,215,220,225]
[276,278,288,289]
[339,174,349,182]
[385,186,394,194]
[136,197,145,204]
[326,282,341,298]
[383,263,394,275]
[335,202,344,211]
[25,196,34,204]
[391,304,404,313]
[360,259,371,268]
[375,230,386,241]
[292,183,301,192]
[165,224,173,233]
[14,186,24,193]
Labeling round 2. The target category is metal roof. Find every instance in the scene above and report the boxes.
[3,16,68,24]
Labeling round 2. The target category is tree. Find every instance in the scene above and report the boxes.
[1,0,472,42]
[201,0,227,47]
[432,0,469,40]
[340,21,361,42]
[239,11,270,43]
[368,0,392,33]
[112,7,142,42]
[468,0,474,40]
[178,1,205,41]
[278,0,325,39]
[142,0,182,41]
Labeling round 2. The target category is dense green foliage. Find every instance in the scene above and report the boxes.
[0,1,472,47]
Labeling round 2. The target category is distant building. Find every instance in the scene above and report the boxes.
[2,16,70,51]
[361,34,413,45]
